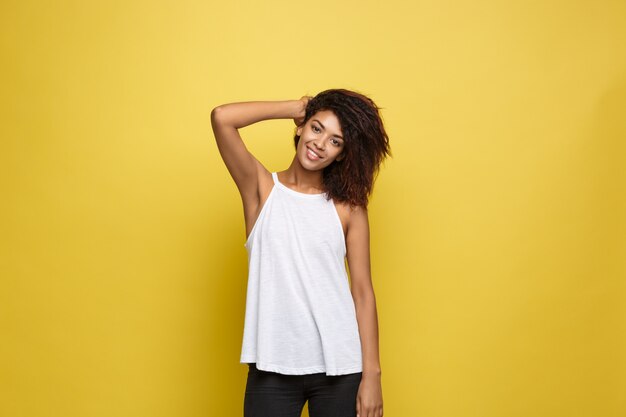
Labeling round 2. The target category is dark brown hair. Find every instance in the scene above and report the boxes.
[294,88,392,208]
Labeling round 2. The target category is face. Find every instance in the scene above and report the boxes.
[295,109,345,170]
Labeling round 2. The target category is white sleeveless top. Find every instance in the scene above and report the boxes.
[239,171,362,376]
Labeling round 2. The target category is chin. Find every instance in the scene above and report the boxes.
[300,156,324,171]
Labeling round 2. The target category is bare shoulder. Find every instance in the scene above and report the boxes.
[334,201,369,238]
[346,204,369,234]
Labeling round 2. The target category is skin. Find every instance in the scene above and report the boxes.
[211,98,383,417]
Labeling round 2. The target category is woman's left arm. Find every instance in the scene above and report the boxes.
[346,205,383,417]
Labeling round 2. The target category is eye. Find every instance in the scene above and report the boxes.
[331,138,342,146]
[312,125,321,133]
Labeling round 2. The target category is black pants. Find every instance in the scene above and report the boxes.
[244,363,362,417]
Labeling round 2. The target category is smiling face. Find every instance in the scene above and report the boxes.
[295,109,345,170]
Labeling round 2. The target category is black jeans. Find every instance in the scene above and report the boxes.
[244,363,362,417]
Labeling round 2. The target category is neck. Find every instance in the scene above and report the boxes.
[282,156,324,193]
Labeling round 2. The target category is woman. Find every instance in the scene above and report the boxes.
[211,88,390,417]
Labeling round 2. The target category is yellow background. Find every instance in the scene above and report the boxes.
[1,1,625,416]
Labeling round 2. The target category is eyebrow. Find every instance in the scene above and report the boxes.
[312,119,344,140]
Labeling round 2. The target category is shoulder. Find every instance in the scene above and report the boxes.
[335,201,368,237]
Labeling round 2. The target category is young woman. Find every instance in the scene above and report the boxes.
[211,88,391,417]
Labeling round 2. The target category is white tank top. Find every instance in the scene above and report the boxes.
[239,171,362,376]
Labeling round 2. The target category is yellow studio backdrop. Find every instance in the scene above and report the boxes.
[1,0,624,416]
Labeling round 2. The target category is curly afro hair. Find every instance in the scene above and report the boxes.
[293,88,391,208]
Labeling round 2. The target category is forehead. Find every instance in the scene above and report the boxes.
[310,110,342,132]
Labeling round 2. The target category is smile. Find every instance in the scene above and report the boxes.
[307,147,323,160]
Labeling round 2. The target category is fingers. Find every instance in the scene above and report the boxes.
[300,95,312,106]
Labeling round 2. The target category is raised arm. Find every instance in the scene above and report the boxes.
[210,99,306,202]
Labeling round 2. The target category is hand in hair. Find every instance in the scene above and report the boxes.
[293,95,312,126]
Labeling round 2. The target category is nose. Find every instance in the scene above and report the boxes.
[313,137,325,151]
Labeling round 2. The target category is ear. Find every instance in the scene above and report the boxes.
[296,125,303,136]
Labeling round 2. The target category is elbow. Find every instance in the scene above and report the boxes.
[210,106,223,124]
[351,286,376,307]
[211,106,232,131]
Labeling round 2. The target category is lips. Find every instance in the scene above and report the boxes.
[306,147,323,160]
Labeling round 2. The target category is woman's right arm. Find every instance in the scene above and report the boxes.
[210,100,305,202]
